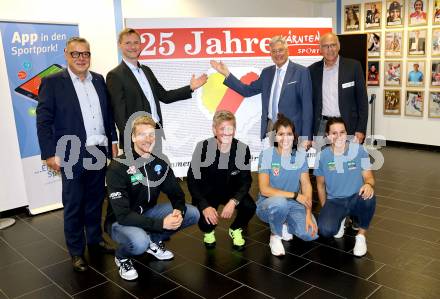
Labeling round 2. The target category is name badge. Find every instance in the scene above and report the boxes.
[342,81,355,88]
[347,160,357,170]
[327,161,336,171]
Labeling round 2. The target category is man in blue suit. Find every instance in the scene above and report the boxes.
[210,36,313,143]
[37,37,118,272]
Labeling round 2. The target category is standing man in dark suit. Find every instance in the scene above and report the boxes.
[308,32,368,143]
[106,28,207,152]
[37,37,118,272]
[210,36,313,144]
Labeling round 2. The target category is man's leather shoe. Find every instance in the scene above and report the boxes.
[88,241,115,254]
[72,256,88,272]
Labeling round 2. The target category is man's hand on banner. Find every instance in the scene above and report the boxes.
[46,156,61,172]
[210,60,230,77]
[190,73,208,91]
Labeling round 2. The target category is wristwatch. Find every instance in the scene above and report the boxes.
[232,198,239,206]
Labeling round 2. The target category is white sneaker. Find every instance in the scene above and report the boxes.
[269,235,285,256]
[334,218,346,238]
[146,241,174,260]
[353,234,367,257]
[0,218,15,229]
[115,257,138,281]
[281,223,293,241]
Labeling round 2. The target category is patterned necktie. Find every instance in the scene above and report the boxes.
[271,68,281,121]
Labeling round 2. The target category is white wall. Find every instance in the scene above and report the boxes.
[340,0,440,146]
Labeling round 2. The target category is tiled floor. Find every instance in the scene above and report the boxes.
[0,146,439,298]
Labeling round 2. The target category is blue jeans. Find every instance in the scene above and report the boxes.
[111,203,199,258]
[256,196,318,241]
[318,193,376,238]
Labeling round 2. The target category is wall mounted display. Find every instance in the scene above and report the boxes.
[405,90,424,116]
[408,29,427,56]
[428,92,440,117]
[345,4,361,31]
[385,31,403,57]
[409,0,428,26]
[367,32,381,57]
[368,61,380,86]
[434,1,440,24]
[431,60,440,86]
[432,28,440,56]
[384,89,401,115]
[407,60,425,87]
[386,0,404,27]
[384,61,402,86]
[365,2,382,29]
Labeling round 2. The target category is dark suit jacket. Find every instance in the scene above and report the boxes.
[308,56,368,135]
[36,69,117,174]
[106,61,192,148]
[223,60,313,140]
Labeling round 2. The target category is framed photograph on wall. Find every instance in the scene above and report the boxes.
[344,4,361,32]
[405,91,424,117]
[434,1,440,25]
[407,61,425,87]
[365,2,382,29]
[385,31,403,57]
[408,0,428,26]
[384,89,401,115]
[432,29,440,57]
[367,32,381,57]
[368,61,380,86]
[384,61,401,86]
[408,29,426,56]
[386,0,404,27]
[428,92,440,117]
[431,61,440,86]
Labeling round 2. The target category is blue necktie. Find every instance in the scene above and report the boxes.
[272,68,281,122]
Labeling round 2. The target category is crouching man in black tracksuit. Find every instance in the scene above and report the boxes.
[187,110,256,250]
[105,115,199,281]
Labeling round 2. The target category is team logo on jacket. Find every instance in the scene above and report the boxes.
[327,161,336,171]
[347,160,357,170]
[154,164,162,175]
[127,165,137,175]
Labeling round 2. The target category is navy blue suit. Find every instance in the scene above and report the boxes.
[224,60,313,140]
[37,69,117,256]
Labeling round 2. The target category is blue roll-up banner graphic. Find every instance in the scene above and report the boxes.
[0,21,78,214]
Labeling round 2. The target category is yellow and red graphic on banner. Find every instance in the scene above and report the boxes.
[202,71,259,113]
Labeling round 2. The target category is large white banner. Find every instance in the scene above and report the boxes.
[125,18,332,177]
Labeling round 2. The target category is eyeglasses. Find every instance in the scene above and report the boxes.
[321,43,338,50]
[271,48,286,55]
[69,51,91,58]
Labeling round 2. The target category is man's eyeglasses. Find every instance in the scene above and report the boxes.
[321,43,338,50]
[271,48,286,55]
[69,51,91,58]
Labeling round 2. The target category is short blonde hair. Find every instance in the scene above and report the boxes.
[212,110,236,128]
[131,115,156,135]
[118,28,141,44]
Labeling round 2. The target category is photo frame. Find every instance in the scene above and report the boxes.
[344,4,361,32]
[434,0,440,25]
[365,2,382,29]
[385,31,403,57]
[384,61,401,86]
[386,0,404,27]
[432,28,440,57]
[384,89,401,115]
[367,32,381,57]
[408,29,426,56]
[405,90,424,117]
[368,61,380,86]
[428,92,440,117]
[407,60,425,87]
[408,0,428,26]
[431,60,440,87]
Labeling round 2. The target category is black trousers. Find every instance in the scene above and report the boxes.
[197,193,256,233]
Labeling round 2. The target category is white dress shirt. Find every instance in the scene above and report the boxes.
[322,56,341,117]
[68,67,107,146]
[268,60,289,120]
